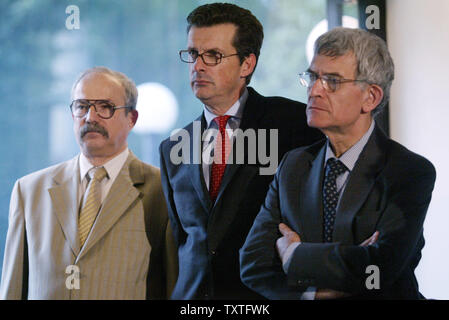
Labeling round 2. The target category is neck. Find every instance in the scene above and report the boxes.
[206,86,246,116]
[324,118,372,158]
[83,146,127,167]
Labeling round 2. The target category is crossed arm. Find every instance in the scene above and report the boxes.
[276,223,379,299]
[240,153,436,299]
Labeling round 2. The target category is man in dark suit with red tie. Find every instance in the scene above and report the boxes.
[159,3,322,299]
[240,27,436,299]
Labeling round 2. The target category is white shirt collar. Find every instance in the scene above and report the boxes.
[325,119,376,171]
[203,87,248,128]
[79,148,129,182]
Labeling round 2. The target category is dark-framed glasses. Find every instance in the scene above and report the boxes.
[179,49,239,66]
[299,71,369,92]
[70,99,131,119]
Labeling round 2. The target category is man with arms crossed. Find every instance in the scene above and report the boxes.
[1,67,176,299]
[240,28,436,299]
[159,3,322,299]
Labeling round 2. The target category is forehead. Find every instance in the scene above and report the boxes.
[73,73,125,104]
[310,52,357,77]
[187,23,237,51]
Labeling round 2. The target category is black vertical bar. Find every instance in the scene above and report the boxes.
[327,0,343,30]
[358,0,390,136]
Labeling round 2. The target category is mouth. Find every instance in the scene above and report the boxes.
[192,80,211,86]
[307,100,328,112]
[80,124,108,139]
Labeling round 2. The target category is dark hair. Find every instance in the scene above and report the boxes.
[187,3,264,84]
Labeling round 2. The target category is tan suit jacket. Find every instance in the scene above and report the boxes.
[0,152,177,299]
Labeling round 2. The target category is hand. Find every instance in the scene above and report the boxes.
[359,231,379,247]
[315,288,351,300]
[276,223,301,262]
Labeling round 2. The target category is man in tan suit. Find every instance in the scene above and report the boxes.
[0,67,176,299]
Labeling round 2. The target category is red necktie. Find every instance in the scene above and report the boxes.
[209,115,231,202]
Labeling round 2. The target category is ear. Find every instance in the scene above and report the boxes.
[362,84,383,114]
[240,53,257,79]
[128,110,138,128]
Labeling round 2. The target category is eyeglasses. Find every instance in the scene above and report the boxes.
[179,49,239,66]
[70,99,131,119]
[299,71,369,92]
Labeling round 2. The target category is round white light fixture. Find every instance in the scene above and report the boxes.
[306,16,359,64]
[134,82,179,135]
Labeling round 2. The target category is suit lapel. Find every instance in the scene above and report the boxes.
[333,125,387,244]
[48,156,81,256]
[77,152,142,259]
[298,144,326,243]
[187,115,213,212]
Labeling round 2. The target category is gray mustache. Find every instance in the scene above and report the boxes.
[80,123,109,139]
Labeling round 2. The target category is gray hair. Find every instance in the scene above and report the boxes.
[71,66,138,111]
[314,27,394,115]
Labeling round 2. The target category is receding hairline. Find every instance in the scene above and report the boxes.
[71,70,125,100]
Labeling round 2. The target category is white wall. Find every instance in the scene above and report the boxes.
[387,0,449,299]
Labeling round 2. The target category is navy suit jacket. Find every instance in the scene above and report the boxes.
[240,124,436,299]
[159,87,323,299]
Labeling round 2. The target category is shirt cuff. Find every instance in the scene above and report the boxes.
[281,241,301,273]
[300,287,317,300]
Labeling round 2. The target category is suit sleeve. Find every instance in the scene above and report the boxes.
[0,180,28,300]
[159,142,185,247]
[286,159,436,294]
[240,152,306,299]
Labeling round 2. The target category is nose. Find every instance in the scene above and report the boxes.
[192,55,206,73]
[85,105,100,122]
[308,77,326,98]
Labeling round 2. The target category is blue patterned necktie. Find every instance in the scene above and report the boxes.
[322,158,347,242]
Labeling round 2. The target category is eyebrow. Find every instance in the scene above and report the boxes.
[187,47,222,53]
[307,68,344,78]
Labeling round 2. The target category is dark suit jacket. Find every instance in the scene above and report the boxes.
[159,87,323,299]
[240,124,436,299]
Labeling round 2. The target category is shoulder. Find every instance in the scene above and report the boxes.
[247,87,307,112]
[128,154,161,182]
[385,139,436,178]
[17,157,77,186]
[279,139,326,170]
[160,115,203,151]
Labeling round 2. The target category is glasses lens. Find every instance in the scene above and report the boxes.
[300,72,313,87]
[95,101,114,118]
[181,50,195,63]
[202,51,220,65]
[70,100,115,118]
[299,73,309,87]
[71,100,88,117]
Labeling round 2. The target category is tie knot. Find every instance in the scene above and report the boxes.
[213,115,231,130]
[326,158,347,177]
[90,166,108,182]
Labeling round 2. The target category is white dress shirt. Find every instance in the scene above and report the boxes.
[202,88,248,189]
[78,148,129,207]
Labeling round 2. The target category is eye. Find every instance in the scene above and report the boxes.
[204,50,221,58]
[188,49,198,57]
[308,72,318,82]
[324,76,340,83]
[74,102,89,110]
[96,101,114,111]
